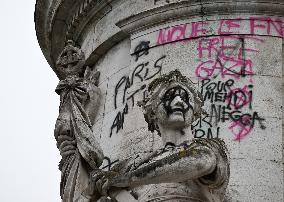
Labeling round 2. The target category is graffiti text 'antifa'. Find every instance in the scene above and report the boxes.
[110,41,166,137]
[157,17,284,45]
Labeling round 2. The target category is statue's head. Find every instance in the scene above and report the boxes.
[56,40,85,80]
[140,70,203,135]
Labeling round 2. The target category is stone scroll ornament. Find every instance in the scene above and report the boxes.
[54,40,104,202]
[91,70,230,202]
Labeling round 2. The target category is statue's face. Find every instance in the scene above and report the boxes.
[156,84,194,128]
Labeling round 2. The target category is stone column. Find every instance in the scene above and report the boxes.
[35,0,284,201]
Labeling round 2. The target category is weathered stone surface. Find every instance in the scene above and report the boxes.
[35,0,284,201]
[87,70,230,201]
[54,41,104,201]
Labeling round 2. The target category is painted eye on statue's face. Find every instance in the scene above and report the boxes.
[156,84,195,128]
[162,86,192,115]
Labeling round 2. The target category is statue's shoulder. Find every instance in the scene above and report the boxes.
[193,138,230,190]
[191,138,229,160]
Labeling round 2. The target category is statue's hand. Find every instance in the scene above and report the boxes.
[58,135,77,158]
[55,117,77,158]
[90,169,118,197]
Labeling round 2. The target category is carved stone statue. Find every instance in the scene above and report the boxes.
[54,40,104,202]
[91,70,229,202]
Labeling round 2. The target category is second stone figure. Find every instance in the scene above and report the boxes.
[89,70,230,202]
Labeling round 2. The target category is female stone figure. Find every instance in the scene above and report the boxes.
[54,41,104,202]
[92,70,229,202]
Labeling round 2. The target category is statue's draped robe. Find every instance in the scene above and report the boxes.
[130,139,229,202]
[55,77,104,202]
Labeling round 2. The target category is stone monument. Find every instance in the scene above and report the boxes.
[54,40,103,201]
[89,70,229,201]
[35,1,284,201]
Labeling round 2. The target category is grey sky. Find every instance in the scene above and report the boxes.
[0,1,61,201]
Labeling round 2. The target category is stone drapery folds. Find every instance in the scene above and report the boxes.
[54,40,104,201]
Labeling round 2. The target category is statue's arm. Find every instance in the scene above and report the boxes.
[112,142,217,188]
[198,139,230,189]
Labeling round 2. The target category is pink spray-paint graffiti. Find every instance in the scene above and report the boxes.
[195,34,265,141]
[156,17,284,45]
[226,85,253,110]
[226,85,261,141]
[156,21,210,45]
[153,17,273,141]
[195,36,266,141]
[172,18,271,141]
[194,35,263,81]
[228,111,265,141]
[194,78,265,141]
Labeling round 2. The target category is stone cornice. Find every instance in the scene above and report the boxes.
[35,0,115,77]
[35,0,284,77]
[66,0,112,41]
[35,0,53,67]
[117,0,284,34]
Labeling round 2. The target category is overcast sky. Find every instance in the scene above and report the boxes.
[0,1,61,201]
